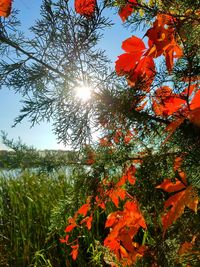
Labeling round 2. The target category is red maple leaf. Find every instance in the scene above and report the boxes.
[74,0,96,16]
[0,0,12,17]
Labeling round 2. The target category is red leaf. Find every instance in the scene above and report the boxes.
[71,243,79,260]
[80,215,93,230]
[128,56,155,87]
[145,14,182,72]
[119,4,133,22]
[117,165,136,187]
[119,0,137,22]
[165,44,183,72]
[0,0,12,17]
[127,166,136,185]
[104,200,146,265]
[77,203,90,217]
[122,36,146,54]
[190,90,200,110]
[65,217,77,232]
[188,108,200,127]
[115,36,146,76]
[108,187,126,207]
[156,178,186,193]
[115,53,140,75]
[74,0,96,16]
[60,235,69,244]
[65,223,76,233]
[105,212,121,228]
[157,177,198,235]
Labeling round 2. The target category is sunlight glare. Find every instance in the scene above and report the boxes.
[75,84,91,101]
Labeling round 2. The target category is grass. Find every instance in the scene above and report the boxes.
[0,170,73,267]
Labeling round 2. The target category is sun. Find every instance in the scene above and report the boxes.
[75,84,91,101]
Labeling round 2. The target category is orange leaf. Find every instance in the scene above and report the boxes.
[145,14,182,72]
[117,165,136,187]
[74,0,96,16]
[163,116,185,144]
[104,200,146,265]
[60,235,69,244]
[188,108,200,127]
[80,215,93,230]
[173,156,184,172]
[65,223,76,233]
[105,212,121,228]
[65,218,77,232]
[157,179,198,235]
[178,236,197,257]
[108,187,126,207]
[77,203,90,217]
[71,243,79,260]
[0,0,12,17]
[156,178,186,192]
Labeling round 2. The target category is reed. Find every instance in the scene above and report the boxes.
[0,170,73,267]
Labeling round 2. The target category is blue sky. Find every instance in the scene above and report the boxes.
[0,0,143,150]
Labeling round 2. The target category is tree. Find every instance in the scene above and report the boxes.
[0,0,112,146]
[1,0,200,266]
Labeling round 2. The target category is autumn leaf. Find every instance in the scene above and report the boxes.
[60,234,69,244]
[116,53,141,75]
[115,36,145,75]
[188,90,200,127]
[156,178,198,235]
[116,36,155,87]
[71,243,79,260]
[74,0,96,16]
[119,0,138,22]
[128,56,155,88]
[77,203,90,217]
[156,178,186,192]
[119,4,133,22]
[0,0,12,17]
[145,14,182,72]
[122,36,146,54]
[104,200,146,266]
[80,215,93,230]
[117,165,136,187]
[107,187,126,207]
[95,195,106,210]
[65,217,77,233]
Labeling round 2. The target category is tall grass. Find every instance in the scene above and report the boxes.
[0,170,74,267]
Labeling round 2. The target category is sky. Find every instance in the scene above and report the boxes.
[0,0,144,150]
